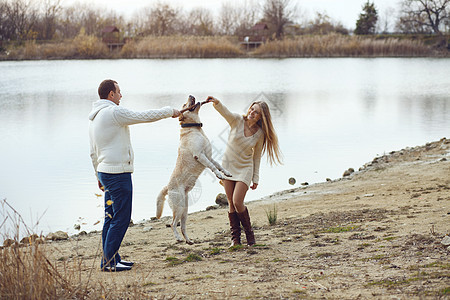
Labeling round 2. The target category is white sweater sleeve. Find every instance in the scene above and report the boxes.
[252,137,264,185]
[113,106,173,126]
[89,142,99,177]
[213,101,241,127]
[88,124,99,178]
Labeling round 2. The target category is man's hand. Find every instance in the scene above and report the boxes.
[98,180,104,191]
[172,109,181,118]
[250,183,258,190]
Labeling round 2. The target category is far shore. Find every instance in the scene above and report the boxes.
[1,34,449,61]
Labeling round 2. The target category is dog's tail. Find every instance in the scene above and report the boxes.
[156,186,168,219]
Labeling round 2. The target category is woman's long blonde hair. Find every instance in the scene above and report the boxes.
[244,101,283,165]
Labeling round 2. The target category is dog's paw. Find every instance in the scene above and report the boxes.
[223,170,232,177]
[185,239,194,245]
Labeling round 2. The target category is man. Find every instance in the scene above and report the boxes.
[89,79,180,272]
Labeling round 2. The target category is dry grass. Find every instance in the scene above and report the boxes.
[253,34,434,57]
[1,240,83,298]
[0,242,149,298]
[1,34,443,60]
[72,32,108,58]
[0,199,146,299]
[5,34,108,60]
[122,35,245,58]
[265,204,278,226]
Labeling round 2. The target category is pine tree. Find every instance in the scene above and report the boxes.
[354,1,378,35]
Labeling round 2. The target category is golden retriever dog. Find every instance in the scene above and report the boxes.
[156,95,231,244]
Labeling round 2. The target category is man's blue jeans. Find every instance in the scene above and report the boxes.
[98,172,132,268]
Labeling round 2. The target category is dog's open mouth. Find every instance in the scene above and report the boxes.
[188,95,200,111]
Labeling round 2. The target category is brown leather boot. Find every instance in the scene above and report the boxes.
[237,207,255,246]
[228,211,241,247]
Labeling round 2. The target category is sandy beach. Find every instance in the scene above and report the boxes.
[7,138,450,299]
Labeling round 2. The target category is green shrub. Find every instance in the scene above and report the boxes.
[265,204,277,226]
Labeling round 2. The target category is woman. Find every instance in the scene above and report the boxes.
[207,96,282,246]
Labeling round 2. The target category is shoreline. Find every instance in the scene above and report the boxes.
[1,54,450,62]
[2,34,448,61]
[5,138,449,240]
[2,138,449,298]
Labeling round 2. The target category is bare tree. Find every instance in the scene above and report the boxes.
[397,0,449,34]
[58,4,104,37]
[184,8,215,35]
[0,0,128,42]
[218,1,261,36]
[62,4,120,38]
[262,0,297,39]
[1,0,38,41]
[130,8,149,36]
[136,2,181,36]
[305,11,348,35]
[235,0,261,36]
[57,3,102,39]
[0,1,12,41]
[377,7,395,33]
[219,2,239,35]
[57,5,81,39]
[37,0,61,40]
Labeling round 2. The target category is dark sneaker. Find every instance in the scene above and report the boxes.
[101,262,132,272]
[119,260,134,267]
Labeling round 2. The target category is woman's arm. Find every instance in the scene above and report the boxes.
[207,96,241,127]
[251,137,264,189]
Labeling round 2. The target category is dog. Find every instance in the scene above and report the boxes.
[156,95,232,244]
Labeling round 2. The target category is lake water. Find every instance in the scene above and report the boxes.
[0,58,449,239]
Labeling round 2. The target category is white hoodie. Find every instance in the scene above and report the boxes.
[89,100,173,176]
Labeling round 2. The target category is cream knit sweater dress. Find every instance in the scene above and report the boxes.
[214,101,264,187]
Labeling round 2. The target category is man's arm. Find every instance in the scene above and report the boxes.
[113,106,176,126]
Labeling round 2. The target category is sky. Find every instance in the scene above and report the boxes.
[62,0,398,30]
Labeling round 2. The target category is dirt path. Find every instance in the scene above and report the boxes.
[46,138,450,298]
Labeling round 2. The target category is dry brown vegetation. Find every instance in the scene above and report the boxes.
[253,34,435,57]
[121,36,244,58]
[1,34,447,60]
[5,33,109,60]
[0,200,148,298]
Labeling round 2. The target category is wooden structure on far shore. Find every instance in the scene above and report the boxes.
[102,26,124,51]
[241,23,269,50]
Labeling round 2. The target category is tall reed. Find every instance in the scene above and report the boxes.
[4,34,107,60]
[0,34,442,60]
[122,35,245,58]
[72,32,108,58]
[0,199,146,299]
[253,34,433,57]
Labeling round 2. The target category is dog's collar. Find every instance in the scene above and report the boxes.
[181,123,203,128]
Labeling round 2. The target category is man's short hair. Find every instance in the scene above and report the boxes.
[98,79,117,99]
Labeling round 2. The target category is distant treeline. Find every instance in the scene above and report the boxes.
[0,0,449,59]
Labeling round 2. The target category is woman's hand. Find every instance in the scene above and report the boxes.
[250,183,258,190]
[206,96,219,105]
